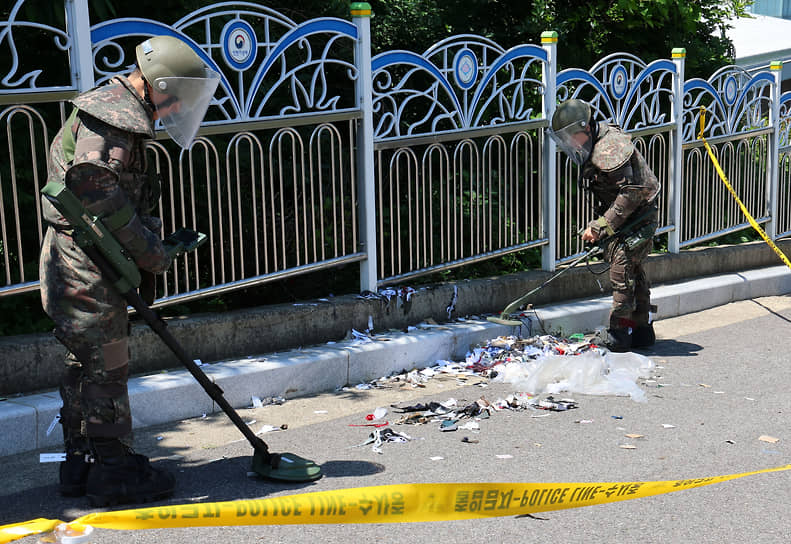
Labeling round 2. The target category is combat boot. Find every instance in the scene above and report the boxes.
[85,439,175,507]
[602,327,633,352]
[59,449,91,497]
[631,324,655,348]
[595,317,634,352]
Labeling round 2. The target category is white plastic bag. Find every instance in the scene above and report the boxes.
[492,350,654,402]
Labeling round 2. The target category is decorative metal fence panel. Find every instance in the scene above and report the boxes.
[775,92,791,238]
[680,66,775,247]
[0,0,76,295]
[0,0,365,306]
[371,36,549,283]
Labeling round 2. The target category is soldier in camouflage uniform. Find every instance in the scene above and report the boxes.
[39,35,219,506]
[550,99,660,352]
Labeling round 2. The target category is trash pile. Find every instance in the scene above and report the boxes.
[358,333,655,402]
[483,335,655,402]
[346,333,655,453]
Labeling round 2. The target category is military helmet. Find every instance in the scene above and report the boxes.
[551,99,591,134]
[549,99,595,165]
[135,35,208,88]
[134,35,220,149]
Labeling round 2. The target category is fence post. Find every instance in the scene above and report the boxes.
[541,31,558,272]
[351,2,378,292]
[65,0,95,92]
[767,61,783,240]
[667,48,685,254]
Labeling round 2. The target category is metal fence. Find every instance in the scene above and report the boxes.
[370,36,549,283]
[2,1,791,315]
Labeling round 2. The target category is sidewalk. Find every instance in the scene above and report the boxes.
[2,263,789,458]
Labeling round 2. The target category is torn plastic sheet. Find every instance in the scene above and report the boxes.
[492,350,655,402]
[351,329,374,343]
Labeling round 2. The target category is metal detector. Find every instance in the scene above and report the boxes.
[42,183,322,482]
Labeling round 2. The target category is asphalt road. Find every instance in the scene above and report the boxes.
[2,296,790,543]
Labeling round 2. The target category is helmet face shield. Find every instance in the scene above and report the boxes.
[150,71,220,149]
[549,122,593,165]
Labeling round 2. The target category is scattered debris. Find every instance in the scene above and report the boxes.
[758,435,780,444]
[353,427,413,454]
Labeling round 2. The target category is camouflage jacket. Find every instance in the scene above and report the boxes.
[581,122,660,237]
[41,76,171,274]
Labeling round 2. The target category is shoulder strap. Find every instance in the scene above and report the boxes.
[61,108,80,164]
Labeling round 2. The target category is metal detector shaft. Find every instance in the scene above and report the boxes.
[497,244,603,319]
[489,206,657,324]
[81,244,271,459]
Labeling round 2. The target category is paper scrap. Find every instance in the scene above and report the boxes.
[619,444,637,449]
[624,433,644,439]
[758,435,779,444]
[40,453,67,463]
[46,414,61,436]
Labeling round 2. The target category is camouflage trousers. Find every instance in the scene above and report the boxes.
[39,227,133,451]
[602,224,655,330]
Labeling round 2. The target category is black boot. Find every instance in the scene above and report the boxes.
[86,439,175,507]
[600,327,633,353]
[59,449,91,497]
[631,324,656,348]
[59,409,91,497]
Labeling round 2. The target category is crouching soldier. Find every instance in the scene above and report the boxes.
[550,99,660,352]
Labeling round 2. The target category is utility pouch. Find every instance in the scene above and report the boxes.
[41,182,141,292]
[623,222,656,251]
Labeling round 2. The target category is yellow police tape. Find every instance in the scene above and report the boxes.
[1,464,790,543]
[698,107,791,270]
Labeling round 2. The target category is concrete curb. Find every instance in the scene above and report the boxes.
[2,264,789,458]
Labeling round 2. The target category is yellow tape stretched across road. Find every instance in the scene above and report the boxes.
[698,107,791,270]
[1,464,790,543]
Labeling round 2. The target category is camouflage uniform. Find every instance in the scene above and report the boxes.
[581,122,660,331]
[39,75,171,454]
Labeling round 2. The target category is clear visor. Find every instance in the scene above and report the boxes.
[548,123,592,165]
[151,71,220,149]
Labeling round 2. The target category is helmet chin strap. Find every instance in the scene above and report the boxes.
[141,78,156,112]
[589,114,599,143]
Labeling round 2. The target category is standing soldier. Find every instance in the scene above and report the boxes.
[550,99,660,352]
[39,35,219,506]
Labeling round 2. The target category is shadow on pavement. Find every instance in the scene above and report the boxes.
[751,300,791,324]
[640,339,703,357]
[319,460,386,477]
